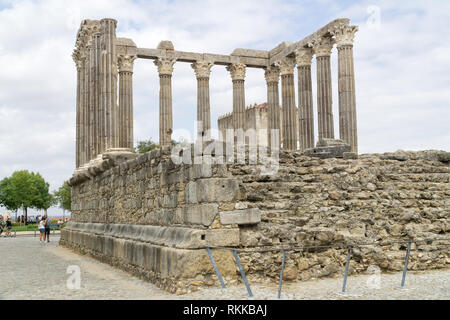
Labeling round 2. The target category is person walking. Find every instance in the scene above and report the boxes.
[44,216,51,243]
[0,218,4,237]
[5,217,13,237]
[39,217,46,242]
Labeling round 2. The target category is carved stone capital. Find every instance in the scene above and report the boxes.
[191,60,214,79]
[295,48,313,66]
[118,54,137,73]
[309,36,335,57]
[276,57,296,75]
[264,65,280,83]
[227,63,246,81]
[329,24,358,47]
[154,57,177,75]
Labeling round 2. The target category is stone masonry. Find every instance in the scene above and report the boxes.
[62,148,450,293]
[64,17,449,294]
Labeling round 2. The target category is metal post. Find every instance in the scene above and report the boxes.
[278,250,286,299]
[205,247,226,289]
[401,242,412,288]
[232,249,253,298]
[342,246,352,293]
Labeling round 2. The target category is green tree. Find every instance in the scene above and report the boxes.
[0,170,53,223]
[54,182,71,212]
[0,177,20,212]
[134,138,189,154]
[135,139,159,154]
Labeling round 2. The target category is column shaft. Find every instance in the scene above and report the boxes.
[232,80,245,131]
[159,75,173,147]
[281,74,297,150]
[316,55,334,140]
[197,78,211,140]
[338,45,357,153]
[119,71,134,150]
[75,63,81,168]
[100,18,118,152]
[83,49,90,164]
[298,65,314,150]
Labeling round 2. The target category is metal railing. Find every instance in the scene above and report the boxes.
[206,237,450,299]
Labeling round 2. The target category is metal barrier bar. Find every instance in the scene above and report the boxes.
[232,249,253,298]
[206,247,226,289]
[342,246,352,293]
[401,242,412,288]
[277,250,286,299]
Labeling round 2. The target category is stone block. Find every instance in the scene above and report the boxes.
[196,178,239,203]
[205,229,240,247]
[219,208,261,225]
[184,203,218,226]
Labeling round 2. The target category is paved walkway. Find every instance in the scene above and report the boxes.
[0,236,448,300]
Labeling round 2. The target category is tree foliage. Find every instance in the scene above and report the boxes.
[54,181,71,212]
[134,138,189,154]
[0,170,53,220]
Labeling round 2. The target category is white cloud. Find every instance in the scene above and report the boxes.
[0,0,449,216]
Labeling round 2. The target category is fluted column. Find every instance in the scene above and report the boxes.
[227,63,246,132]
[100,18,119,152]
[92,33,101,158]
[154,57,176,148]
[73,52,83,168]
[295,48,314,151]
[192,60,214,141]
[331,24,359,153]
[311,36,335,140]
[84,41,91,163]
[264,65,281,149]
[279,57,297,150]
[118,54,137,151]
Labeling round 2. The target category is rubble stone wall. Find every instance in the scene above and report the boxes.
[61,149,450,293]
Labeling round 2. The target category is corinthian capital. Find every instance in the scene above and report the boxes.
[276,57,296,75]
[191,60,214,79]
[329,24,358,47]
[154,57,177,75]
[118,54,137,73]
[309,36,335,57]
[227,63,246,81]
[294,48,313,66]
[264,65,280,83]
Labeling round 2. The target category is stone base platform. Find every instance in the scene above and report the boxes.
[60,222,236,294]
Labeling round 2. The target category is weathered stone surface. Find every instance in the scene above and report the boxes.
[219,208,261,225]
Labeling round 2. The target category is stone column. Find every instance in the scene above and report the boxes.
[88,38,96,162]
[154,57,176,148]
[192,60,214,141]
[73,51,83,168]
[295,48,314,151]
[264,65,281,149]
[118,54,137,151]
[99,18,119,152]
[331,24,359,153]
[279,57,297,150]
[84,40,92,163]
[226,63,246,132]
[311,36,335,141]
[92,33,101,159]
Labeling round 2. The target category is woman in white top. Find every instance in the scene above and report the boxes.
[39,218,46,242]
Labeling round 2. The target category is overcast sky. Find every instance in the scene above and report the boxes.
[0,0,449,217]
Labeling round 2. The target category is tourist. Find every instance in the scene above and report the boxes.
[5,217,13,237]
[39,217,46,242]
[44,216,51,243]
[0,218,4,237]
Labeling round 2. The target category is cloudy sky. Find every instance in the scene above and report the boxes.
[0,0,449,217]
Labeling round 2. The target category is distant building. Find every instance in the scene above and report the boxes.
[218,102,299,147]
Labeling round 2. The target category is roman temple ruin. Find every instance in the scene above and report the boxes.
[62,18,449,294]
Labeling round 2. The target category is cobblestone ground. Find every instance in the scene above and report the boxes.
[0,236,448,300]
